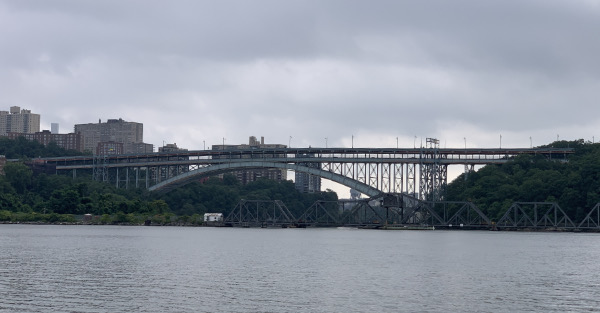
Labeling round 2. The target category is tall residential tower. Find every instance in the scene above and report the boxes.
[0,106,40,136]
[74,118,153,154]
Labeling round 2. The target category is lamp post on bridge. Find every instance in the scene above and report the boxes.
[352,135,354,148]
[396,137,398,149]
[289,136,292,148]
[325,137,328,148]
[500,134,502,149]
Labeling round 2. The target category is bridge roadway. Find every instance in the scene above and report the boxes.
[38,147,573,199]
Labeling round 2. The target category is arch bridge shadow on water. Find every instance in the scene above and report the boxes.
[223,194,600,231]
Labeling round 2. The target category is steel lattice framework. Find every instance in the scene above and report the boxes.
[496,202,576,229]
[221,198,600,230]
[224,200,296,227]
[38,144,573,200]
[578,203,600,228]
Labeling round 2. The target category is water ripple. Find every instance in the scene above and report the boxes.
[2,226,600,312]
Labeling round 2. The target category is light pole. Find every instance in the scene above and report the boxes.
[352,135,354,148]
[464,137,466,149]
[222,137,225,149]
[530,136,532,148]
[500,134,502,149]
[289,136,292,148]
[414,136,416,149]
[396,137,398,149]
[203,140,205,150]
[325,137,328,148]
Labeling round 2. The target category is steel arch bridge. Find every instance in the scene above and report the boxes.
[39,143,573,200]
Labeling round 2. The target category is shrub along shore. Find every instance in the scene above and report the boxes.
[0,211,204,226]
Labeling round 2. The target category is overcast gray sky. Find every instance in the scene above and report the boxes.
[2,0,599,151]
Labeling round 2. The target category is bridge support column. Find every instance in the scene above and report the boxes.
[407,163,416,197]
[419,138,446,201]
[393,163,403,194]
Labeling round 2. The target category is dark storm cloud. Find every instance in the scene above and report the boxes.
[0,0,599,150]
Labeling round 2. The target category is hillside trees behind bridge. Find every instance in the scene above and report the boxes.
[446,140,600,221]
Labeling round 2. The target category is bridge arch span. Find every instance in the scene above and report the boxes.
[148,161,383,197]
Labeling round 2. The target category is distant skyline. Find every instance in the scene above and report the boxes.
[2,0,599,195]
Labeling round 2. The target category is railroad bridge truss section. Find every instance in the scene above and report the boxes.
[224,195,600,231]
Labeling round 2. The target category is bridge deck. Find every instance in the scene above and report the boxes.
[37,147,573,169]
[32,147,574,197]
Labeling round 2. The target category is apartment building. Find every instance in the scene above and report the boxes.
[7,130,84,152]
[0,106,40,136]
[74,118,152,154]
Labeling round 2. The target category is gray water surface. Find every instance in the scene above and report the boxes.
[1,225,599,312]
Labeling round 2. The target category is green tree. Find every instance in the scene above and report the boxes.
[50,189,81,214]
[3,162,32,194]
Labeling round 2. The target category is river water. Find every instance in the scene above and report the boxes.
[1,225,599,312]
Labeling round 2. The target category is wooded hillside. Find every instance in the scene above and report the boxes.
[446,140,598,221]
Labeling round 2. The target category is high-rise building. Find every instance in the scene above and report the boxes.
[212,136,287,184]
[51,123,59,134]
[0,106,41,136]
[294,153,322,193]
[74,118,150,154]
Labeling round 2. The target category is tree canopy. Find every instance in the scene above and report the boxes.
[0,137,85,159]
